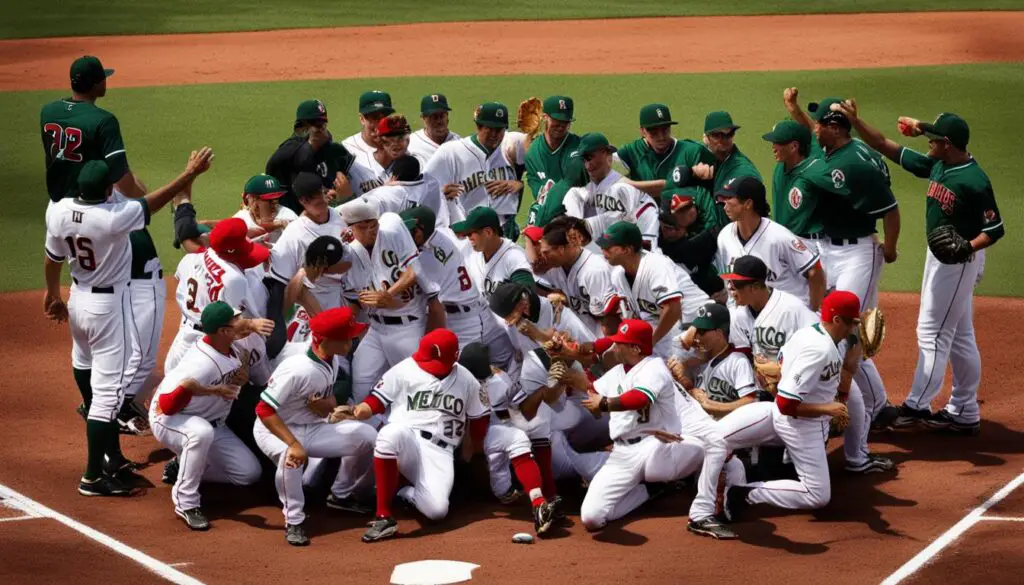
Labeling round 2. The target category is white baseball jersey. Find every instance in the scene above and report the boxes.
[234,332,272,387]
[408,129,462,166]
[501,130,529,166]
[351,150,394,194]
[716,218,820,306]
[153,338,242,421]
[730,289,817,361]
[510,348,557,405]
[466,238,532,299]
[484,369,516,415]
[542,249,623,335]
[424,136,520,218]
[370,358,490,441]
[268,207,347,309]
[416,227,481,306]
[593,355,682,440]
[342,132,375,156]
[175,248,265,329]
[260,348,341,426]
[776,323,843,410]
[359,176,449,228]
[44,197,146,286]
[565,171,659,248]
[232,205,298,245]
[342,212,440,319]
[610,251,682,327]
[695,349,757,403]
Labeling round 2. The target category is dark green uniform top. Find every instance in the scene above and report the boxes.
[526,147,589,228]
[712,146,762,195]
[524,133,582,201]
[770,156,845,237]
[266,135,356,212]
[617,138,717,188]
[658,185,729,295]
[898,148,1004,241]
[819,138,897,239]
[40,98,128,202]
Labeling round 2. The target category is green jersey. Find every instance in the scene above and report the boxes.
[617,138,717,188]
[524,133,582,201]
[712,147,761,195]
[690,185,729,233]
[898,148,1004,241]
[40,98,128,203]
[771,156,845,237]
[128,228,161,278]
[526,145,589,228]
[819,139,897,239]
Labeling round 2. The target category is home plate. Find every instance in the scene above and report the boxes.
[391,560,479,585]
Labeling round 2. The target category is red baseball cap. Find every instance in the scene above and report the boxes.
[599,319,653,356]
[413,328,460,377]
[209,218,270,269]
[522,225,544,244]
[821,290,862,323]
[309,306,368,341]
[377,114,411,138]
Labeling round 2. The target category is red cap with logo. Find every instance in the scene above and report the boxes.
[522,225,544,244]
[413,328,460,377]
[209,218,270,269]
[599,319,654,356]
[821,290,862,323]
[377,114,411,138]
[309,306,368,342]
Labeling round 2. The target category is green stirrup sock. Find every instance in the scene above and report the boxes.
[73,368,93,409]
[84,420,113,480]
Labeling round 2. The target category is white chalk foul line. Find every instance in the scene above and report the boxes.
[881,471,1024,585]
[978,515,1024,522]
[0,483,205,585]
[0,514,43,523]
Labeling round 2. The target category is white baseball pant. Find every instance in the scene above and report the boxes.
[375,423,457,521]
[483,423,533,498]
[125,274,165,399]
[352,319,425,403]
[69,283,134,422]
[842,380,871,468]
[745,408,832,510]
[681,403,748,523]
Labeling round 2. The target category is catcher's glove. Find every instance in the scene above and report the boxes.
[829,412,850,438]
[753,355,782,395]
[517,97,543,138]
[927,224,973,264]
[858,307,886,358]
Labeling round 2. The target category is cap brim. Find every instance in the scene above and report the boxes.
[714,190,740,199]
[422,106,451,114]
[707,125,740,134]
[235,242,271,269]
[918,123,945,140]
[690,317,717,330]
[361,106,394,115]
[103,68,115,78]
[719,272,757,281]
[343,321,369,339]
[450,220,471,234]
[761,131,793,143]
[581,145,617,156]
[475,120,508,129]
[548,113,574,122]
[257,191,287,201]
[595,235,615,248]
[642,121,678,128]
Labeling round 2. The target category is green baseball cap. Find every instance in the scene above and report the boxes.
[77,160,112,201]
[358,90,394,115]
[70,56,113,91]
[661,186,700,214]
[420,93,451,115]
[690,302,730,331]
[474,102,509,129]
[704,111,739,134]
[543,96,575,122]
[596,221,643,250]
[488,281,531,318]
[295,99,328,124]
[578,132,616,156]
[451,207,501,234]
[807,97,849,125]
[201,301,241,334]
[919,113,970,150]
[244,174,286,200]
[639,103,677,129]
[399,206,436,240]
[762,120,811,147]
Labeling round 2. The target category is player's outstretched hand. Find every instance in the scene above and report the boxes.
[644,430,683,443]
[244,318,275,338]
[43,293,68,323]
[186,147,215,177]
[831,98,858,122]
[691,163,714,181]
[783,87,799,110]
[581,390,603,418]
[897,116,923,137]
[285,442,308,469]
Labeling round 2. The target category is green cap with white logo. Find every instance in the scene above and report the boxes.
[919,113,970,150]
[639,103,677,128]
[201,301,241,334]
[358,90,394,115]
[420,93,451,115]
[762,119,811,147]
[543,96,574,122]
[474,102,509,129]
[244,174,286,200]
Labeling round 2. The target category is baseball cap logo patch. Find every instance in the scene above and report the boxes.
[316,101,325,113]
[656,108,664,119]
[698,305,709,318]
[725,178,736,190]
[496,108,505,118]
[559,99,567,110]
[431,94,439,102]
[619,323,629,334]
[265,179,275,189]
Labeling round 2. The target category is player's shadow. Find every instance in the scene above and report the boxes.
[142,447,175,466]
[868,419,1024,467]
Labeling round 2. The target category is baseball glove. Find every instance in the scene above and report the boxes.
[829,411,850,438]
[517,97,544,138]
[927,224,974,264]
[858,307,886,358]
[753,355,782,395]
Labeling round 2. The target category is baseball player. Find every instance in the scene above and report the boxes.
[339,202,445,407]
[657,185,730,298]
[715,176,826,310]
[577,320,705,531]
[408,93,461,166]
[453,207,535,298]
[358,155,448,228]
[563,133,660,250]
[616,103,717,194]
[702,111,762,194]
[838,103,1004,434]
[149,302,262,531]
[331,329,502,542]
[686,303,759,417]
[722,292,861,529]
[423,102,520,228]
[165,217,272,371]
[596,222,710,357]
[342,90,394,156]
[524,95,581,201]
[232,174,298,244]
[761,120,836,248]
[488,281,596,354]
[254,307,378,546]
[349,114,414,193]
[44,150,213,496]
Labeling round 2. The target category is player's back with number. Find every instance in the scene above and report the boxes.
[44,196,145,287]
[40,98,127,203]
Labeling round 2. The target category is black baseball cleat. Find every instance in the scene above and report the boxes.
[362,516,398,543]
[893,404,931,428]
[76,403,88,421]
[325,494,372,515]
[78,476,137,497]
[845,454,897,474]
[162,457,179,485]
[722,486,752,523]
[871,403,901,432]
[497,487,522,505]
[104,458,145,486]
[286,522,310,546]
[687,516,738,540]
[923,410,981,435]
[550,495,566,521]
[176,507,210,531]
[533,500,556,536]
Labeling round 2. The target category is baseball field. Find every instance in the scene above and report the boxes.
[2,2,1024,584]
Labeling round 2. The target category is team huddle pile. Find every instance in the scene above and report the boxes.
[40,56,1004,546]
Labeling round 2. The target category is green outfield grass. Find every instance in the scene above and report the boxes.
[1,63,1021,295]
[2,0,1023,39]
